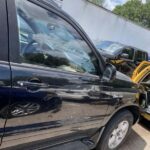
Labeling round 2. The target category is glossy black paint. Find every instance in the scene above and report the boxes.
[0,0,10,145]
[3,61,112,147]
[104,71,139,125]
[0,0,8,61]
[0,0,139,149]
[0,62,11,143]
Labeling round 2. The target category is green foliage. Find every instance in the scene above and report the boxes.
[113,0,150,28]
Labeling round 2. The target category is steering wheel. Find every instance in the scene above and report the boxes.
[22,40,38,55]
[22,38,55,55]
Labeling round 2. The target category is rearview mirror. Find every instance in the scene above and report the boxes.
[101,64,116,82]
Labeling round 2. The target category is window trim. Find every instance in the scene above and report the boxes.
[6,0,19,62]
[122,47,135,61]
[0,0,8,61]
[135,50,147,62]
[7,0,104,76]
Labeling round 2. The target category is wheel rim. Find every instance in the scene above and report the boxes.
[108,120,129,149]
[11,102,40,117]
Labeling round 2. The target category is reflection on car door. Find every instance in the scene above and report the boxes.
[2,0,112,149]
[0,62,11,145]
[2,63,111,149]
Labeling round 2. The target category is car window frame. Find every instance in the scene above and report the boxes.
[122,47,135,61]
[135,50,146,62]
[0,0,8,61]
[7,0,105,76]
[143,52,148,61]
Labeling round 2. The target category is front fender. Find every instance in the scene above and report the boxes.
[103,103,140,126]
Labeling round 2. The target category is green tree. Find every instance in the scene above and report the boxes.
[113,0,150,28]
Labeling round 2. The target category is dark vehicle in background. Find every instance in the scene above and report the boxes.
[95,41,148,76]
[0,0,139,150]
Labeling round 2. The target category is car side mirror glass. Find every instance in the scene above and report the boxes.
[101,64,117,82]
[120,53,129,59]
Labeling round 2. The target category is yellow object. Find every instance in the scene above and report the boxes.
[132,61,150,121]
[132,61,150,81]
[111,59,125,64]
[132,61,150,83]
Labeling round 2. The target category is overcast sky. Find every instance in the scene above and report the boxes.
[103,0,128,10]
[103,0,147,10]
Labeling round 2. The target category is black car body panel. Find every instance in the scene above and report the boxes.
[0,0,139,149]
[0,0,10,144]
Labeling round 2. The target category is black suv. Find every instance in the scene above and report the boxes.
[0,0,139,150]
[95,41,148,76]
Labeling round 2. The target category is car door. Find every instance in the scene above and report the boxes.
[2,0,111,149]
[0,0,11,145]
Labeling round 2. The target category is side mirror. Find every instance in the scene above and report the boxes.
[101,64,116,82]
[120,53,129,59]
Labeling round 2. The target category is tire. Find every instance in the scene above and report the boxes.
[96,110,134,150]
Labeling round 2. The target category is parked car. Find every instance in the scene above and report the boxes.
[132,61,150,121]
[0,0,139,150]
[95,41,148,76]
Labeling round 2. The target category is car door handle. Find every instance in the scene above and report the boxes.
[17,81,49,88]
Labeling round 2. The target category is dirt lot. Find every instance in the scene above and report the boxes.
[120,120,150,150]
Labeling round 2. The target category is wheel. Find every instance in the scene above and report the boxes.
[96,110,133,150]
[0,101,41,118]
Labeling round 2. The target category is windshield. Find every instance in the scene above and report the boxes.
[96,41,124,54]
